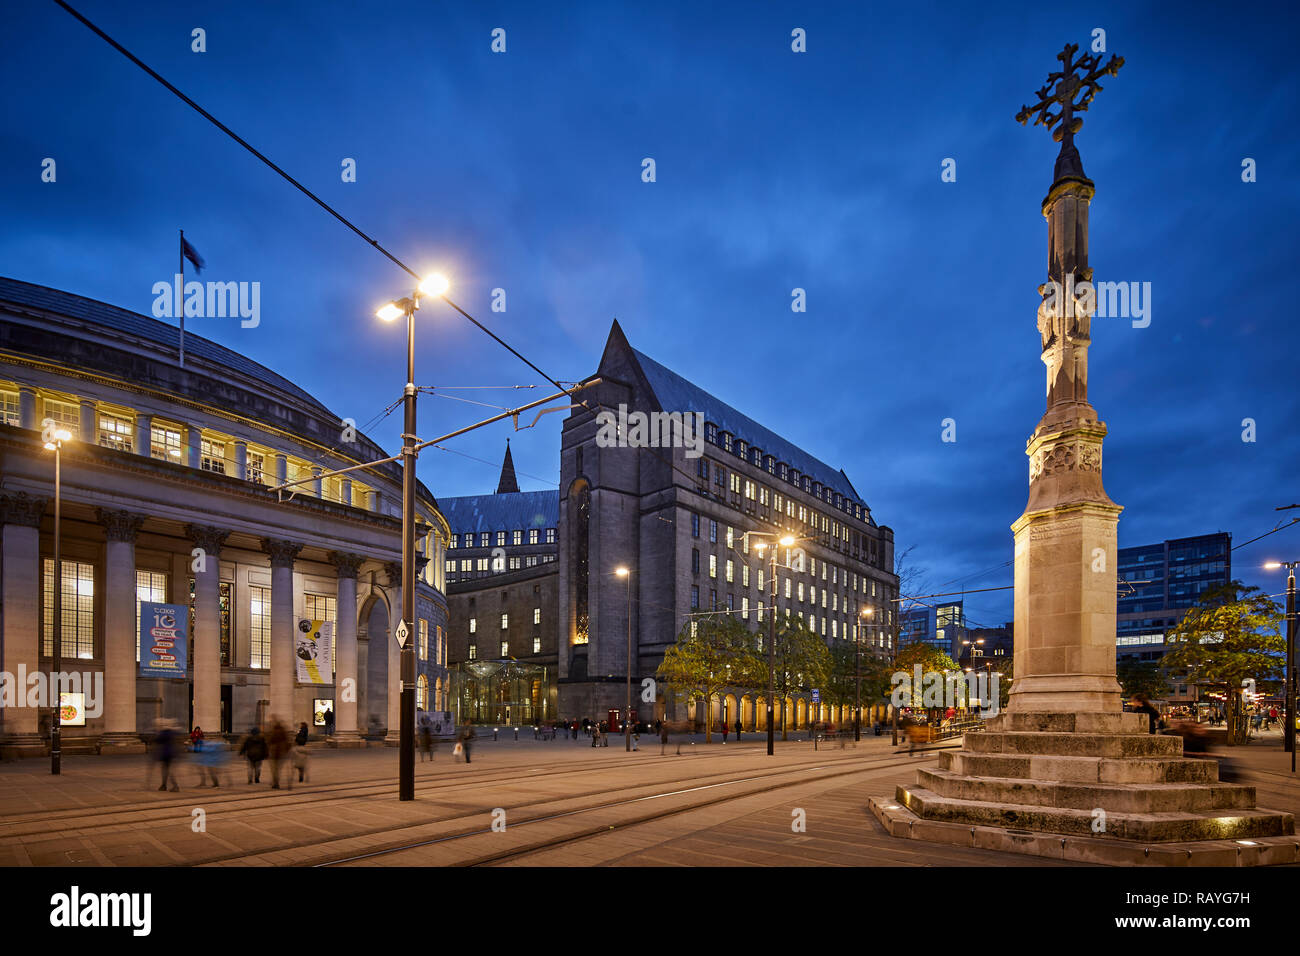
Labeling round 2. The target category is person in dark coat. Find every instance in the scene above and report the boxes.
[267,719,291,788]
[239,726,267,783]
[1131,695,1162,735]
[419,721,433,762]
[293,722,310,783]
[154,720,180,791]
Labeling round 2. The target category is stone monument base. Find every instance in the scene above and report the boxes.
[870,712,1296,866]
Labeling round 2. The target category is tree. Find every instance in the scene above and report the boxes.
[657,615,762,743]
[770,615,832,739]
[1116,658,1168,702]
[892,642,962,715]
[1162,582,1284,746]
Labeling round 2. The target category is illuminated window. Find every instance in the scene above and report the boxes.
[200,438,226,474]
[42,559,94,658]
[250,586,271,668]
[135,570,167,662]
[532,636,541,654]
[469,617,477,634]
[97,411,133,452]
[417,674,428,709]
[533,607,541,625]
[545,529,555,544]
[246,451,266,484]
[496,531,506,546]
[529,529,539,544]
[468,643,477,660]
[512,530,522,545]
[0,390,18,426]
[43,399,79,431]
[419,619,429,660]
[500,613,509,629]
[709,555,717,579]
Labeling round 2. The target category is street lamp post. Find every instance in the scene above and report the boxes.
[376,273,448,802]
[750,532,795,757]
[42,419,72,775]
[855,607,870,742]
[1265,561,1297,771]
[616,566,633,751]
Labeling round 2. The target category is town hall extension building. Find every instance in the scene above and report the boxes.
[0,278,451,755]
[557,322,899,731]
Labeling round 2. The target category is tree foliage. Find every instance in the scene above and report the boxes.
[1161,582,1284,745]
[656,615,763,742]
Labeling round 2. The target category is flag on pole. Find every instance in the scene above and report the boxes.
[181,235,204,273]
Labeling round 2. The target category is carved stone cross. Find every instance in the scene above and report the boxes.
[1016,43,1124,181]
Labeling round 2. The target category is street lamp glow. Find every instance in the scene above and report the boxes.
[1265,561,1283,570]
[418,273,449,297]
[779,535,796,547]
[376,302,404,322]
[615,566,629,577]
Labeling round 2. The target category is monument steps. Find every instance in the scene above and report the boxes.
[941,749,1219,784]
[895,783,1294,842]
[917,767,1255,813]
[965,729,1181,757]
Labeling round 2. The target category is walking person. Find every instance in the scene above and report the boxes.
[458,723,475,764]
[239,726,267,783]
[267,718,291,788]
[323,706,335,737]
[660,723,669,755]
[154,719,180,792]
[292,722,310,785]
[419,720,433,762]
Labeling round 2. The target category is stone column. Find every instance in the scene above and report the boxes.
[328,552,364,747]
[311,467,323,498]
[18,387,37,430]
[275,454,287,485]
[187,425,202,469]
[186,525,229,734]
[234,441,248,481]
[384,560,402,744]
[261,538,303,726]
[0,494,47,752]
[79,399,97,443]
[98,509,146,751]
[1008,174,1123,714]
[341,478,353,508]
[135,414,152,458]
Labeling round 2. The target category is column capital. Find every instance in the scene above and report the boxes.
[384,560,403,587]
[262,537,304,568]
[185,523,230,555]
[329,551,365,579]
[1,493,48,528]
[97,508,145,543]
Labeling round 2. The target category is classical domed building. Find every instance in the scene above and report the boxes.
[0,277,450,754]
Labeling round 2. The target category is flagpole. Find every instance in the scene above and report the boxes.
[178,229,186,368]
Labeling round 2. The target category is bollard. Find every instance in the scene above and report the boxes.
[514,727,519,741]
[493,728,499,741]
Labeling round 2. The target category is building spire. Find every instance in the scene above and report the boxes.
[496,439,520,494]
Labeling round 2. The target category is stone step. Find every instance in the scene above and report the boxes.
[917,767,1256,813]
[985,712,1147,735]
[940,749,1219,784]
[895,784,1294,842]
[965,730,1181,758]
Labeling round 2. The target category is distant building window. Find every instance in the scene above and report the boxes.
[545,529,556,544]
[43,399,78,431]
[496,531,506,546]
[479,532,490,548]
[200,438,226,474]
[0,390,18,426]
[529,529,539,544]
[691,513,700,538]
[533,607,541,624]
[468,643,477,660]
[722,432,733,453]
[692,549,700,574]
[97,412,133,452]
[469,617,477,634]
[246,451,266,484]
[249,585,271,668]
[532,636,541,654]
[500,613,509,629]
[709,555,717,579]
[500,641,509,658]
[512,530,522,545]
[135,569,167,662]
[691,586,699,608]
[709,520,717,543]
[419,619,429,660]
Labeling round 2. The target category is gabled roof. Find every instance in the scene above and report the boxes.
[623,335,866,513]
[437,490,559,535]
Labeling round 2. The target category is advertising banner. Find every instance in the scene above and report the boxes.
[296,618,333,685]
[139,602,188,678]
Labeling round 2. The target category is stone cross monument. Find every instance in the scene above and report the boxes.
[1008,43,1126,714]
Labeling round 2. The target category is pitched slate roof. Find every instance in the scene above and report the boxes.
[437,489,559,535]
[630,345,866,514]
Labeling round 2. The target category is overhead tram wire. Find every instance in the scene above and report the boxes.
[51,3,902,553]
[52,0,572,401]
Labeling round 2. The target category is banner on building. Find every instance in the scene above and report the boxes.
[139,602,189,678]
[296,619,333,685]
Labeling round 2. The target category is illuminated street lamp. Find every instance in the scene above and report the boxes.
[42,419,73,775]
[375,272,449,801]
[1264,560,1297,771]
[751,532,797,756]
[855,606,871,742]
[615,566,633,751]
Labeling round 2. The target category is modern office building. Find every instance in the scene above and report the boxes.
[1116,532,1232,702]
[899,600,967,659]
[0,278,450,754]
[556,322,899,731]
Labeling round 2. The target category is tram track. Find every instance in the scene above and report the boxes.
[312,751,933,868]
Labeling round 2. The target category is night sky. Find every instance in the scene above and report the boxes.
[4,0,1298,625]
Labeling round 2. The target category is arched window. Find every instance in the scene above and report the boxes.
[417,674,429,710]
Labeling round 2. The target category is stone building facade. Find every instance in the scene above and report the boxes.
[0,278,450,753]
[557,322,899,730]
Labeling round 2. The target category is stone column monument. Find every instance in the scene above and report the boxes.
[869,44,1295,864]
[1008,43,1125,714]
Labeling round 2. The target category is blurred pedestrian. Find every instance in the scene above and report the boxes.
[419,720,433,761]
[660,723,669,755]
[267,718,291,788]
[154,719,180,791]
[196,737,230,788]
[239,726,267,783]
[1131,694,1162,735]
[190,725,204,751]
[292,721,310,784]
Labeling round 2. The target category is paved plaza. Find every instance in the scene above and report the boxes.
[1,731,1296,867]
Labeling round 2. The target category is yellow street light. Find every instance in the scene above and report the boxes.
[418,273,450,297]
[615,566,629,577]
[376,302,405,322]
